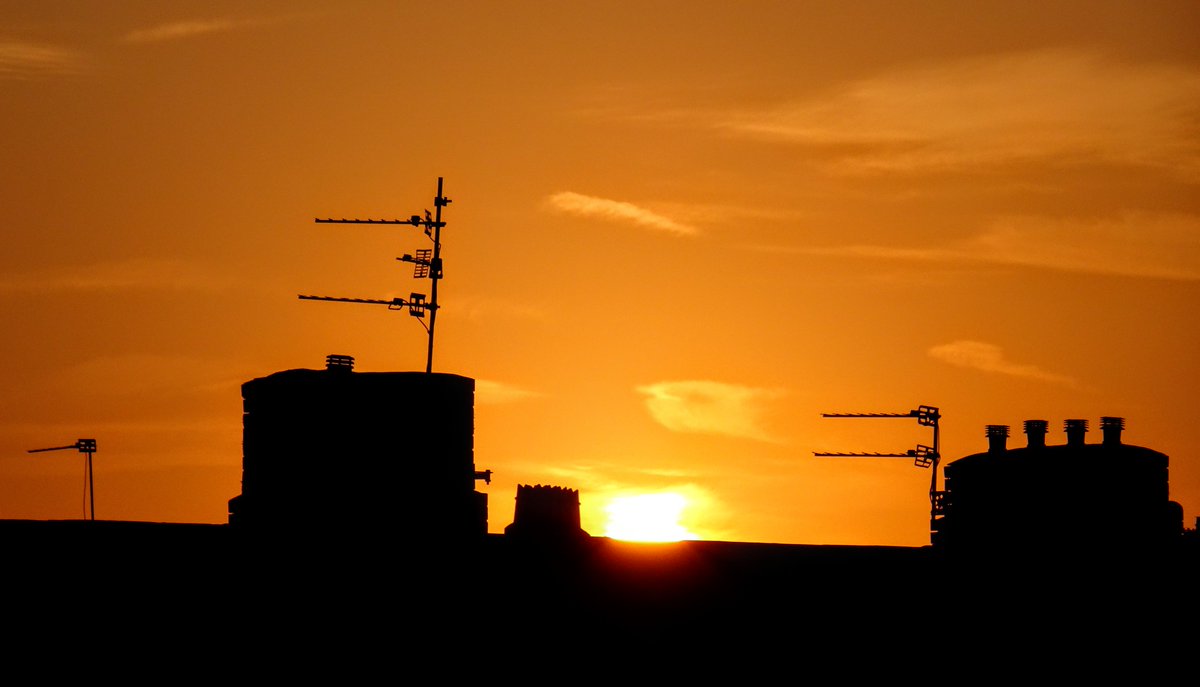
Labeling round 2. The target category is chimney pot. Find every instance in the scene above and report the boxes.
[1100,416,1124,447]
[1023,419,1048,448]
[325,354,355,372]
[1064,418,1088,447]
[985,424,1010,453]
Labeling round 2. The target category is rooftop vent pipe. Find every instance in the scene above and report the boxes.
[1064,418,1088,447]
[985,424,1009,454]
[1023,419,1048,448]
[325,354,355,372]
[1100,416,1125,447]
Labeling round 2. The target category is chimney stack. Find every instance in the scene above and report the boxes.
[1023,419,1048,448]
[505,484,585,540]
[986,424,1010,454]
[1064,418,1088,447]
[1100,416,1125,447]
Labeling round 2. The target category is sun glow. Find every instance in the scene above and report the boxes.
[603,492,697,542]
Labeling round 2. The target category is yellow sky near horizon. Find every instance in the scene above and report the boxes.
[1,1,1197,546]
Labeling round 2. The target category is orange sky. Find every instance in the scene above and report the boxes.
[1,1,1197,545]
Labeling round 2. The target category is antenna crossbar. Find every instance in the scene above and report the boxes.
[300,294,404,306]
[822,412,916,418]
[813,452,914,457]
[299,293,433,317]
[315,217,445,229]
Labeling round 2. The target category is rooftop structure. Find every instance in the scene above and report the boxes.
[933,416,1183,551]
[228,355,489,540]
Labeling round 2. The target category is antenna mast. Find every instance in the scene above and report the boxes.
[301,177,450,373]
[28,439,97,520]
[814,405,944,532]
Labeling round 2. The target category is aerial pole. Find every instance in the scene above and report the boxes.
[302,177,450,373]
[425,177,447,374]
[28,439,97,521]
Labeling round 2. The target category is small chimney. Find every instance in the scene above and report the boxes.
[1064,419,1088,447]
[505,484,585,540]
[1023,419,1048,448]
[1100,416,1125,447]
[985,424,1010,454]
[325,354,355,372]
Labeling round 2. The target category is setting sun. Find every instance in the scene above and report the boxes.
[604,493,697,542]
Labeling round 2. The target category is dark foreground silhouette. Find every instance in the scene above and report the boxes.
[0,519,1194,670]
[3,356,1196,672]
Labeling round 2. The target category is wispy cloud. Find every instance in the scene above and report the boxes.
[123,17,265,44]
[455,294,546,323]
[39,353,244,399]
[0,258,232,294]
[475,379,542,405]
[0,40,82,79]
[968,215,1200,281]
[524,461,699,488]
[719,50,1200,178]
[755,213,1200,281]
[636,380,785,442]
[546,192,698,236]
[928,340,1075,386]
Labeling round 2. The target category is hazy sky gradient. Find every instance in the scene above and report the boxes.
[2,1,1197,545]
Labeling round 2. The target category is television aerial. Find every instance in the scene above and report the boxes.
[300,177,450,373]
[814,405,944,531]
[28,439,97,521]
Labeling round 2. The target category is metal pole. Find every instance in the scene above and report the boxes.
[929,420,939,529]
[86,448,95,521]
[426,176,444,374]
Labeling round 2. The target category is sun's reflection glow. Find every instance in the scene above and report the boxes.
[604,492,697,542]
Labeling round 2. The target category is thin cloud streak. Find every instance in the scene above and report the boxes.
[970,215,1200,281]
[0,418,230,434]
[124,17,273,44]
[0,258,233,294]
[530,461,700,487]
[456,294,546,323]
[637,380,785,443]
[929,340,1075,386]
[753,213,1200,282]
[547,192,698,236]
[0,40,82,79]
[719,50,1200,178]
[475,379,542,405]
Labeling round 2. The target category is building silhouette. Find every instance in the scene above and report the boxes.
[933,417,1184,551]
[227,354,489,540]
